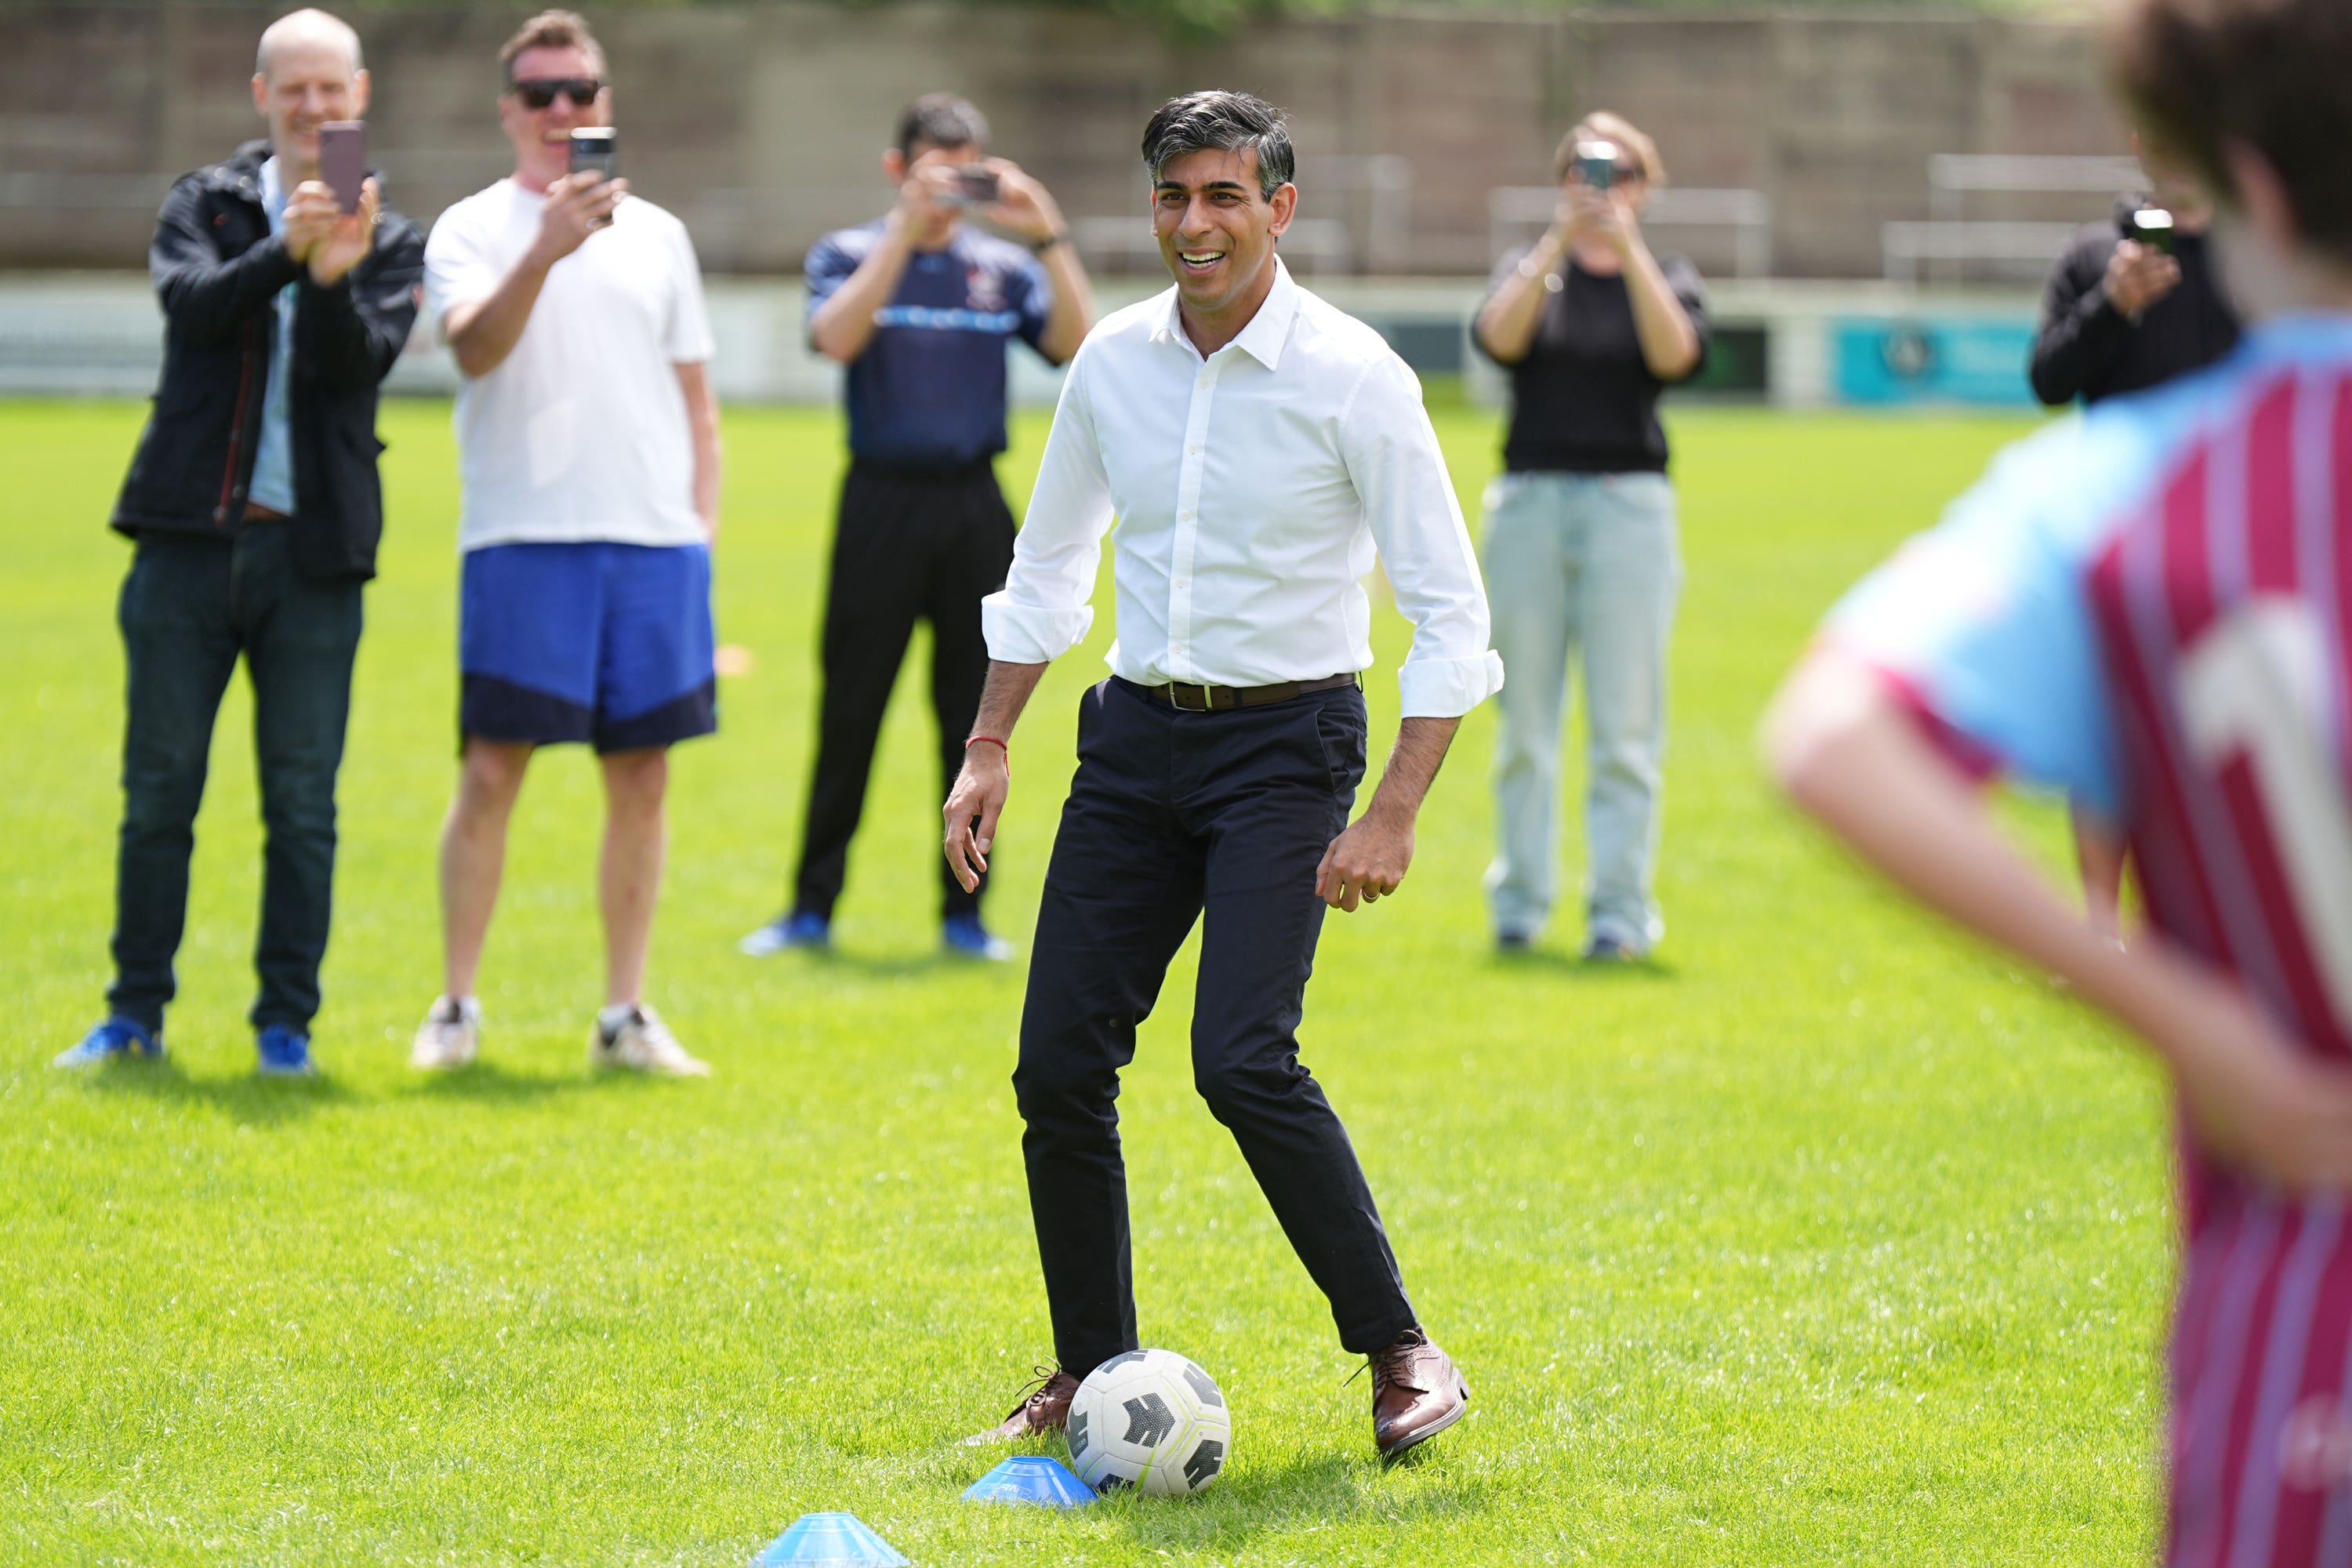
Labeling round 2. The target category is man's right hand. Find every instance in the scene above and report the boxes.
[281,180,340,263]
[943,744,1011,894]
[891,162,962,237]
[2103,238,2182,319]
[532,172,627,267]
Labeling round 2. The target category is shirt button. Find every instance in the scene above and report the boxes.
[1188,445,1200,455]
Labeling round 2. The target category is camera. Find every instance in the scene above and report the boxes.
[942,165,1000,207]
[1573,140,1621,194]
[320,122,366,215]
[2124,205,2176,256]
[568,128,619,183]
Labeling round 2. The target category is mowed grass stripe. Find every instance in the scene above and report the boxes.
[0,395,2165,1566]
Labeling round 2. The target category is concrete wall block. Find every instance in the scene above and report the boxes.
[0,2,2129,278]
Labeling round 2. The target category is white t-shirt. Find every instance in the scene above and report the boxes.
[425,180,716,551]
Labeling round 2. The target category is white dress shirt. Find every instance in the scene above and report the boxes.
[982,261,1505,719]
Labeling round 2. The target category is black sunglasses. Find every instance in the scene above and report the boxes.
[508,78,601,110]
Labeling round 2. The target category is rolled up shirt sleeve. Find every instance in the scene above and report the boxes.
[1341,356,1507,718]
[981,343,1112,664]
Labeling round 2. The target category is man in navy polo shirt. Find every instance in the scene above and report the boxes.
[742,93,1092,960]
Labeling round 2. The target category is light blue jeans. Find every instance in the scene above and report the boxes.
[1480,470,1681,950]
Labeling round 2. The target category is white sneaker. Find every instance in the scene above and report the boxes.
[590,1004,711,1077]
[412,995,481,1070]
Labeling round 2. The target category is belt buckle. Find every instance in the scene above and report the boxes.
[1170,682,1214,712]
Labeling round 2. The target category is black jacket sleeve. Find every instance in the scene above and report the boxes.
[297,214,426,391]
[2029,230,2129,407]
[1659,253,1711,385]
[148,175,302,343]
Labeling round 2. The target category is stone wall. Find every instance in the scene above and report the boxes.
[0,3,2130,277]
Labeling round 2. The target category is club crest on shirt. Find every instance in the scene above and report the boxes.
[967,267,1006,315]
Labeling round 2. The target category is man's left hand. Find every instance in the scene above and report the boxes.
[982,159,1065,246]
[306,177,379,286]
[1316,810,1414,912]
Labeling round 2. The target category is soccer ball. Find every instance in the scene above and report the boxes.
[1065,1348,1232,1497]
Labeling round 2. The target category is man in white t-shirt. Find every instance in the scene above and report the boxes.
[411,7,720,1076]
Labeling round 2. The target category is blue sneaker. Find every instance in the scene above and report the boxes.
[53,1016,165,1069]
[256,1025,317,1077]
[739,909,830,956]
[943,913,1014,963]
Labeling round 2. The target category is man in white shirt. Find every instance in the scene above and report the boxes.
[946,92,1501,1461]
[410,8,720,1076]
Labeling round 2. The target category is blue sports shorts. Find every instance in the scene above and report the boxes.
[459,541,717,753]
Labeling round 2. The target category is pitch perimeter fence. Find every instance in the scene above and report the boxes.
[0,271,2050,409]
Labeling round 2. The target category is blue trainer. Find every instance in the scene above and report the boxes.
[739,909,831,956]
[53,1016,165,1069]
[256,1025,317,1076]
[942,913,1014,964]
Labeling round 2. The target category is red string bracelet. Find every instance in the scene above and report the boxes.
[966,735,1009,753]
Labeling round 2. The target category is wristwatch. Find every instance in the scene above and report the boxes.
[1029,230,1071,256]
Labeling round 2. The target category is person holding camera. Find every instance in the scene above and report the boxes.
[409,9,720,1075]
[2029,137,2239,411]
[1471,112,1708,961]
[2029,137,2240,938]
[56,9,423,1076]
[739,94,1093,964]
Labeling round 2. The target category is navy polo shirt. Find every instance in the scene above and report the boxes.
[807,220,1054,467]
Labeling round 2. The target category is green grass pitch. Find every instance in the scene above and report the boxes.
[1,392,2170,1566]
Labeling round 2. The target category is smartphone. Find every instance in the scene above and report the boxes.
[568,128,619,183]
[2125,205,2176,255]
[943,164,1000,207]
[320,121,366,214]
[1573,140,1620,194]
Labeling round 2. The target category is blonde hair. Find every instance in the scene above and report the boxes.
[499,9,606,82]
[1553,112,1666,188]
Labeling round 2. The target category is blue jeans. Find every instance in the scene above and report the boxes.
[1480,470,1681,950]
[107,524,363,1033]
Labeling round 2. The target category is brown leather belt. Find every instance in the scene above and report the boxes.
[1126,672,1360,713]
[242,501,290,523]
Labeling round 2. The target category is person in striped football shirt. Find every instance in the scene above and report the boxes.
[1765,0,2352,1559]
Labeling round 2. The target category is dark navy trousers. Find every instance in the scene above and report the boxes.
[108,524,363,1033]
[1014,676,1418,1377]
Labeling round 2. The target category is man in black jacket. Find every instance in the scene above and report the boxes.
[2028,140,2239,408]
[56,8,423,1076]
[2026,137,2238,940]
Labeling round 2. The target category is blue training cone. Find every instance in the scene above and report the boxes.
[751,1512,911,1567]
[961,1454,1095,1508]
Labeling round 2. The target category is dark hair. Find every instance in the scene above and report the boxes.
[1141,91,1294,200]
[2110,0,2352,263]
[896,93,989,158]
[499,9,604,82]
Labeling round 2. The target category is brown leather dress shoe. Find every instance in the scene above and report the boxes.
[963,1368,1080,1446]
[1369,1328,1469,1459]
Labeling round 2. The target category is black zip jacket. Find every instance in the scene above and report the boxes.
[2027,194,2239,408]
[111,140,425,582]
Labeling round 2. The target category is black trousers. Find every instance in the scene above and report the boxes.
[108,524,363,1033]
[1014,677,1419,1377]
[794,460,1015,921]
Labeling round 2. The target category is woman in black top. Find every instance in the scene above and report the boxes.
[1471,112,1708,960]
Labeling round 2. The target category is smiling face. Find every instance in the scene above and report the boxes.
[250,31,368,179]
[1152,147,1295,322]
[497,42,610,191]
